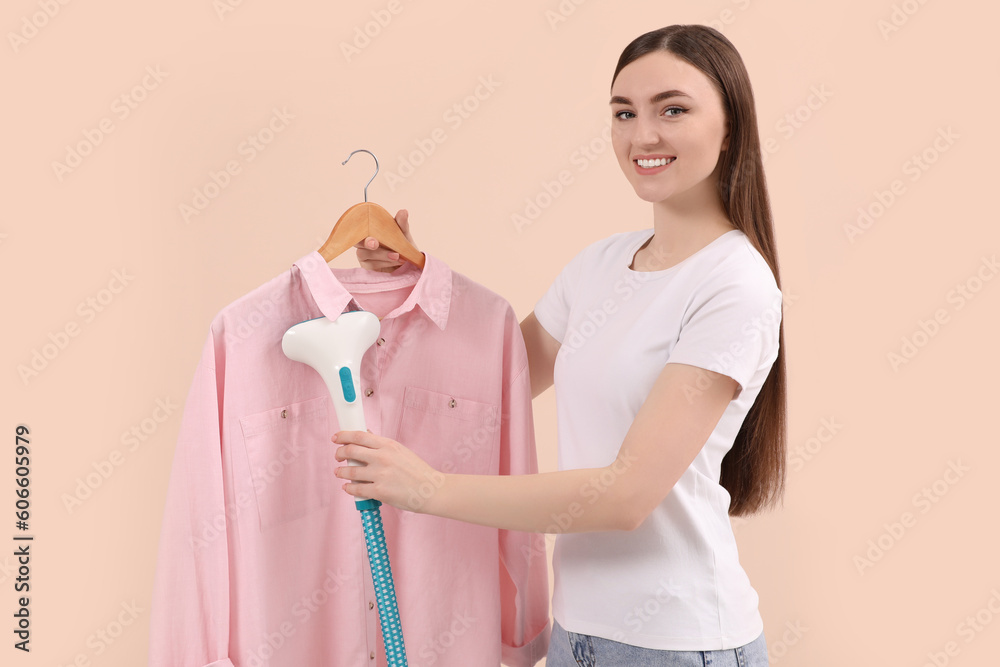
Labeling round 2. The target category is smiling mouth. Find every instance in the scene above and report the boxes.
[635,157,676,168]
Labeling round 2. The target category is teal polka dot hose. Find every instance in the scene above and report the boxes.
[358,499,408,666]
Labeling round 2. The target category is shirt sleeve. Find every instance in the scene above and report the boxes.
[532,243,591,344]
[497,304,551,666]
[665,268,783,400]
[148,328,236,667]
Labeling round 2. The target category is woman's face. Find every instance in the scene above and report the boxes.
[610,51,730,205]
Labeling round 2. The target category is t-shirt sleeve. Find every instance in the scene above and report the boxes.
[533,244,591,344]
[666,269,783,400]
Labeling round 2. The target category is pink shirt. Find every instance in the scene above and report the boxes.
[148,251,550,666]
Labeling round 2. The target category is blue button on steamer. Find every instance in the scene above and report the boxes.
[339,367,356,402]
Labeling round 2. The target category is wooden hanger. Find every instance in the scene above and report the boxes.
[318,149,425,269]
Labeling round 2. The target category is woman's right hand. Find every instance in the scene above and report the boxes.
[354,208,417,273]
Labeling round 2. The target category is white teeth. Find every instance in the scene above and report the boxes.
[637,157,675,168]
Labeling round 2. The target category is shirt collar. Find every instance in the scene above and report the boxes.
[292,251,452,330]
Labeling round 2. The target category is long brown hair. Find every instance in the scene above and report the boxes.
[612,25,787,517]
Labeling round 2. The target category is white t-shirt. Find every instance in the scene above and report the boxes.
[533,227,782,651]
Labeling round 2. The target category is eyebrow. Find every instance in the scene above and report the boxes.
[609,90,693,105]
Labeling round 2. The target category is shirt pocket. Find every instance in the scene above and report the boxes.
[397,386,499,475]
[240,395,333,530]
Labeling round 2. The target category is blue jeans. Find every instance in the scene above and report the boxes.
[546,619,769,666]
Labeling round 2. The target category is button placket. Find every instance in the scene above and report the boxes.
[361,543,379,663]
[368,318,396,415]
[360,317,400,667]
[360,322,385,439]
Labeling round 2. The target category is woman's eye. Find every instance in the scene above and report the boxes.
[613,110,634,120]
[664,107,687,117]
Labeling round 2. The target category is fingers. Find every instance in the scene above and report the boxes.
[352,237,379,251]
[335,460,372,483]
[334,436,376,494]
[354,208,417,273]
[395,209,409,237]
[333,444,364,463]
[394,209,417,246]
[332,430,382,449]
[352,210,417,272]
[354,234,403,272]
[341,481,371,498]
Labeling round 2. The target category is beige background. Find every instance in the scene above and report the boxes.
[3,1,998,665]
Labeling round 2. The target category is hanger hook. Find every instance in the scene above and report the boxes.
[341,149,379,203]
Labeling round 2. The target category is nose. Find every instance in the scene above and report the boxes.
[632,112,661,148]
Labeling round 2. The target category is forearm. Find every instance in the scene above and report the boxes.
[421,464,636,533]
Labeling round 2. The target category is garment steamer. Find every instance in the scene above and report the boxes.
[282,311,409,666]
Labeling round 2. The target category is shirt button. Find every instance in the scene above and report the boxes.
[281,409,287,418]
[369,601,374,610]
[365,388,374,397]
[376,337,386,346]
[449,399,456,408]
[370,651,376,660]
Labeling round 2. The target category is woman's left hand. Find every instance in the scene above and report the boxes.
[333,430,445,513]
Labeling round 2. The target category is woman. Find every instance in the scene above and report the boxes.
[337,24,785,666]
